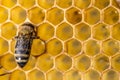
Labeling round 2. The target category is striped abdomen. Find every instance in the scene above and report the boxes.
[15,37,33,68]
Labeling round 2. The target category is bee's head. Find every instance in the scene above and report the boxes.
[18,22,35,35]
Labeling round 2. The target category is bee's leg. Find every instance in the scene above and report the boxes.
[15,36,19,39]
[36,36,40,39]
[12,36,18,40]
[32,31,40,39]
[31,36,40,39]
[0,66,11,76]
[0,72,11,76]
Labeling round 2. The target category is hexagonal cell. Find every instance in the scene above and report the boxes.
[47,69,63,80]
[112,23,120,40]
[10,6,26,24]
[102,69,119,80]
[104,7,119,25]
[66,7,82,24]
[65,39,82,56]
[93,54,109,72]
[37,23,54,41]
[1,0,17,8]
[0,53,17,70]
[74,0,91,9]
[10,40,15,53]
[102,39,119,56]
[47,38,63,56]
[28,7,45,24]
[10,69,26,80]
[37,54,53,72]
[94,0,110,9]
[19,0,35,9]
[75,23,91,41]
[28,69,45,80]
[84,39,100,56]
[0,37,9,55]
[111,54,120,72]
[38,0,54,9]
[84,7,100,25]
[56,22,73,41]
[93,23,110,40]
[65,69,81,80]
[112,0,120,8]
[0,6,8,23]
[31,39,45,56]
[0,74,10,80]
[55,54,72,72]
[47,7,64,25]
[1,22,17,40]
[75,54,91,72]
[84,69,100,80]
[23,56,36,71]
[56,0,72,8]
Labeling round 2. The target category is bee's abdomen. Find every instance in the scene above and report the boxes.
[15,49,30,67]
[15,38,32,68]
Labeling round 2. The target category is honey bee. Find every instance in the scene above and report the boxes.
[15,22,38,68]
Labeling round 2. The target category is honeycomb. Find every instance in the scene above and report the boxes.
[0,0,120,80]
